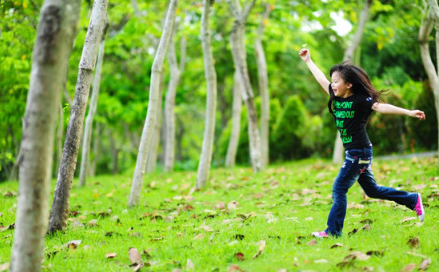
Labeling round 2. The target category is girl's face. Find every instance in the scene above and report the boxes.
[331,71,353,98]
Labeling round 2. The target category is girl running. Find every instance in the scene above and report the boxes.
[299,48,426,237]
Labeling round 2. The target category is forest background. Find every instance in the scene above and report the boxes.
[0,0,437,182]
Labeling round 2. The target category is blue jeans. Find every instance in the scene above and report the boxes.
[325,146,418,236]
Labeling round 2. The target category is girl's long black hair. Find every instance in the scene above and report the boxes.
[328,62,386,114]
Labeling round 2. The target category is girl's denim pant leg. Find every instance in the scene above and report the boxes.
[325,146,418,236]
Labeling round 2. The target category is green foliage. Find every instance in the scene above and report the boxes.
[369,92,408,154]
[272,95,310,160]
[408,86,438,151]
[1,0,437,180]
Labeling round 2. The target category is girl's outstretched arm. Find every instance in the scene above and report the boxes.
[372,103,426,120]
[299,49,330,95]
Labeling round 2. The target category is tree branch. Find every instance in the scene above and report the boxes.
[226,0,241,19]
[241,0,256,22]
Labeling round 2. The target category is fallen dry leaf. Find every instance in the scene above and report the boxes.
[412,184,427,191]
[0,223,14,232]
[235,252,244,261]
[252,240,266,259]
[88,219,98,226]
[0,263,9,272]
[344,251,370,261]
[406,251,428,258]
[106,252,117,258]
[3,191,15,198]
[331,243,343,249]
[193,233,205,240]
[129,248,142,264]
[71,221,84,229]
[186,259,194,270]
[228,264,245,272]
[360,224,371,231]
[400,217,417,223]
[360,219,373,224]
[214,202,225,210]
[65,240,81,250]
[347,203,365,209]
[419,258,431,270]
[307,239,317,246]
[130,262,144,272]
[228,202,237,210]
[142,249,152,259]
[401,263,416,272]
[366,250,384,257]
[407,237,420,248]
[233,234,245,240]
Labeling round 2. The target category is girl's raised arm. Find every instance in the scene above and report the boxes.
[372,103,426,120]
[299,49,330,95]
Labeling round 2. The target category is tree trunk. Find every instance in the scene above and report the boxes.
[225,70,243,167]
[228,0,262,173]
[419,2,439,169]
[108,128,119,174]
[48,0,108,233]
[146,72,165,173]
[255,3,271,168]
[176,114,185,161]
[196,0,218,188]
[128,0,178,206]
[10,1,81,271]
[333,0,372,163]
[130,0,142,17]
[56,102,63,174]
[79,40,105,186]
[90,122,101,176]
[164,24,182,173]
[8,120,24,181]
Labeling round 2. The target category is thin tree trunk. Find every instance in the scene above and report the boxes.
[79,40,105,186]
[128,0,178,206]
[48,0,108,233]
[8,120,24,181]
[227,0,262,173]
[176,114,184,161]
[56,102,63,174]
[419,1,439,169]
[225,70,243,167]
[196,0,218,188]
[146,72,164,173]
[108,128,119,174]
[10,1,81,271]
[164,24,181,173]
[333,0,372,164]
[130,0,142,17]
[255,3,271,168]
[90,122,101,176]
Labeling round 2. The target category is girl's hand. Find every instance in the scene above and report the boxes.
[409,110,426,120]
[299,49,310,62]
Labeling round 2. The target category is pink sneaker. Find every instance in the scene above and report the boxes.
[414,193,425,222]
[312,231,329,238]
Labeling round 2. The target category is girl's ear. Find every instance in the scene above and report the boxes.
[347,83,353,89]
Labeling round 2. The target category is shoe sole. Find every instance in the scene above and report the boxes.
[311,232,328,238]
[418,193,425,222]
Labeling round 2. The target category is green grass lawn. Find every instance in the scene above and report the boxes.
[1,157,438,271]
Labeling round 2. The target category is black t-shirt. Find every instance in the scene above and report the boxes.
[329,84,375,150]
